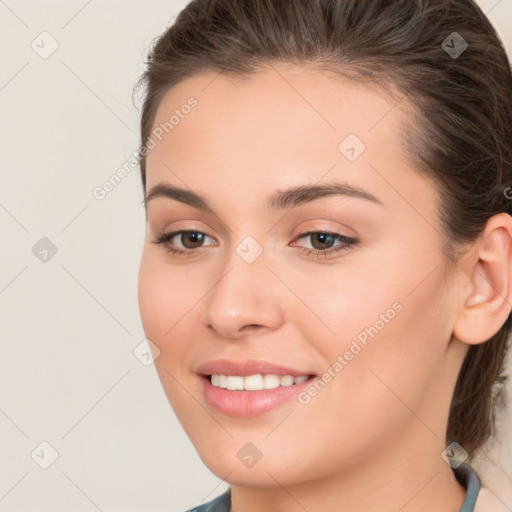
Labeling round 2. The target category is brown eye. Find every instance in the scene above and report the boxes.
[308,233,337,250]
[293,231,358,259]
[152,230,216,257]
[178,231,206,249]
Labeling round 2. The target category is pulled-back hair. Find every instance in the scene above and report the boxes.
[134,0,512,461]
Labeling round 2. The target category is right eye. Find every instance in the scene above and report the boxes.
[152,230,217,257]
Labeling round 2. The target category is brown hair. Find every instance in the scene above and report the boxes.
[134,0,512,461]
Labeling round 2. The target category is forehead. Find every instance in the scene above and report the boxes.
[149,64,409,149]
[144,65,437,219]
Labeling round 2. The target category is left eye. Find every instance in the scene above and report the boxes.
[294,231,354,250]
[292,231,358,257]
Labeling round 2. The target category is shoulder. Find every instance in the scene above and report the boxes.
[475,484,512,512]
[453,462,510,512]
[181,489,231,512]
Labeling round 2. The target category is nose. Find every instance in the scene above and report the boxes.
[201,247,285,340]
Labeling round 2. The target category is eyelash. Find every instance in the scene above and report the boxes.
[152,229,358,259]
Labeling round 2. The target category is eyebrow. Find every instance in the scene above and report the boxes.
[144,181,383,212]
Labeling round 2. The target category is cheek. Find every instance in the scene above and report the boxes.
[137,251,185,348]
[283,265,398,349]
[305,250,451,414]
[138,254,163,340]
[333,270,453,422]
[138,253,196,408]
[138,251,193,331]
[138,250,205,380]
[277,259,382,331]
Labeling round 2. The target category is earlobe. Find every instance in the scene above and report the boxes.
[453,213,512,345]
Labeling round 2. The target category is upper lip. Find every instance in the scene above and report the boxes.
[196,359,315,377]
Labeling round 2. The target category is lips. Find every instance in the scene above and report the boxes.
[196,359,314,377]
[196,359,317,417]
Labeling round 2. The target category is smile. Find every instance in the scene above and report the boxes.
[196,360,317,417]
[211,373,308,390]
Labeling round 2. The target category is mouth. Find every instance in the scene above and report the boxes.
[209,373,311,390]
[196,360,317,417]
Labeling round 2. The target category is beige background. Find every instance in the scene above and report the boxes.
[0,1,511,510]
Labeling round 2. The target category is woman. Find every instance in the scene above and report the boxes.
[135,0,512,510]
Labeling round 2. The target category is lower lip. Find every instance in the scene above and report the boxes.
[200,376,315,417]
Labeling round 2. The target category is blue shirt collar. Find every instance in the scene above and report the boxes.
[452,461,481,511]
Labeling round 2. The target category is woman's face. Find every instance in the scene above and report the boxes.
[138,65,464,487]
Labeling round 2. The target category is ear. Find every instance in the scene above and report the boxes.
[453,213,512,345]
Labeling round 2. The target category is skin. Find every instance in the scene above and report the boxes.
[137,64,512,512]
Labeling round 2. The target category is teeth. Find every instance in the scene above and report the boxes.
[210,374,309,391]
[263,374,280,389]
[280,375,294,387]
[245,374,264,390]
[226,376,244,390]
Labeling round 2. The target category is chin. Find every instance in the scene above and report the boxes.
[190,437,315,488]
